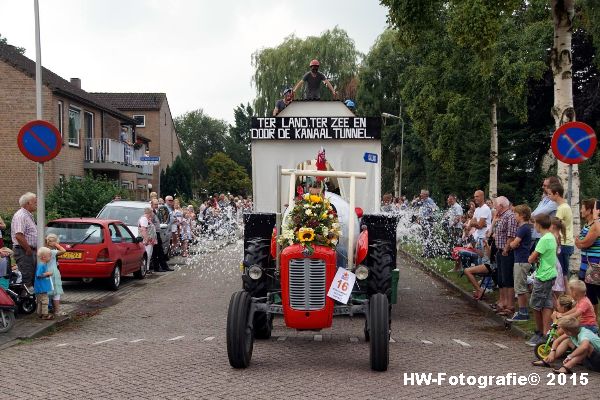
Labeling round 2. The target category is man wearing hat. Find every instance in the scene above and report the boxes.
[293,59,337,100]
[273,87,294,116]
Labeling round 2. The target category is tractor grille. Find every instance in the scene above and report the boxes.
[288,258,327,310]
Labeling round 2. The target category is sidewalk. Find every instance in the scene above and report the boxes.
[0,233,241,350]
[0,256,184,350]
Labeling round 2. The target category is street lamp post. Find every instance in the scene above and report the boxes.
[382,103,405,198]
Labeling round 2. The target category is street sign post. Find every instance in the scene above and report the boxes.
[551,121,597,205]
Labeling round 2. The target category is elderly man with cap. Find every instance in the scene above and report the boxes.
[293,59,336,100]
[11,192,38,286]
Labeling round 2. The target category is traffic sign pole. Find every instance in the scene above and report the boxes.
[567,164,573,206]
[34,0,44,251]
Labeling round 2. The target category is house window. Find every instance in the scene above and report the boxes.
[68,106,81,146]
[133,115,145,127]
[57,101,64,137]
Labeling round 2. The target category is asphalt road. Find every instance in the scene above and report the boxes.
[2,241,599,399]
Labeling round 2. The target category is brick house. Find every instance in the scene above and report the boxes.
[0,42,153,213]
[91,93,182,195]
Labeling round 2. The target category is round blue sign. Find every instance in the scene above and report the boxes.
[18,120,62,162]
[551,122,597,165]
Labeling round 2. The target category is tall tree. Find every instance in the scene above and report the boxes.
[551,0,579,226]
[378,1,568,198]
[174,109,228,181]
[251,27,361,116]
[160,156,193,198]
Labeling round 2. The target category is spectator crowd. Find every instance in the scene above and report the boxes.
[382,176,600,373]
[1,191,252,315]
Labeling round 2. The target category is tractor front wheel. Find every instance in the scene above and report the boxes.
[226,291,254,368]
[369,293,389,371]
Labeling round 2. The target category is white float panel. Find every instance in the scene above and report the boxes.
[251,101,381,213]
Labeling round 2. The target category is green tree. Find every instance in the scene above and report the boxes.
[251,27,361,116]
[225,103,253,175]
[379,1,550,196]
[46,174,127,218]
[0,33,25,54]
[160,156,193,198]
[204,153,251,196]
[174,109,227,181]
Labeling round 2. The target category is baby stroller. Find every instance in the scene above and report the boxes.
[7,270,36,315]
[0,286,16,333]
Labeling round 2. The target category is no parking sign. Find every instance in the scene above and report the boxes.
[551,122,597,164]
[17,120,62,162]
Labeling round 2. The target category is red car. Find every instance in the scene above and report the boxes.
[46,218,148,290]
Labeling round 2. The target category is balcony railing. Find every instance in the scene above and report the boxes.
[84,138,153,175]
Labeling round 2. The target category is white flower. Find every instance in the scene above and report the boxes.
[305,209,312,216]
[322,227,329,237]
[304,203,310,208]
[331,238,338,245]
[332,222,340,229]
[281,228,294,240]
[288,239,293,246]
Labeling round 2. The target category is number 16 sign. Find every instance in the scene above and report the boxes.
[327,267,356,304]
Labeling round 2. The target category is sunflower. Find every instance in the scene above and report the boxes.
[297,227,315,242]
[309,194,322,203]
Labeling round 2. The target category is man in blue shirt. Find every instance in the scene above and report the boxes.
[531,176,559,239]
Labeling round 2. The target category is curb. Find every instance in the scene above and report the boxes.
[399,249,530,339]
[0,314,73,351]
[0,258,181,351]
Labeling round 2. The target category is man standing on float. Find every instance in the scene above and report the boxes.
[293,59,337,100]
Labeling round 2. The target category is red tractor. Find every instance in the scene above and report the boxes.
[227,168,399,371]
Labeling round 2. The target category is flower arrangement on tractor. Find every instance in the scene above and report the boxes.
[279,193,341,255]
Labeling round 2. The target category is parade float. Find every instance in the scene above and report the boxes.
[227,100,398,371]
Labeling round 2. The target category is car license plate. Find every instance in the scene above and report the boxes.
[59,251,83,260]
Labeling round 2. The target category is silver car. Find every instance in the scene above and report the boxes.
[97,201,172,256]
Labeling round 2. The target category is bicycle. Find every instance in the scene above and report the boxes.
[534,322,572,360]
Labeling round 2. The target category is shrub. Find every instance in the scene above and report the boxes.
[46,174,128,218]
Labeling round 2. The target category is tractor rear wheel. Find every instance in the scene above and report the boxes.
[242,238,270,296]
[226,291,254,368]
[369,293,389,372]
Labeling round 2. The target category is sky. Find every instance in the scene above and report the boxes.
[0,0,389,123]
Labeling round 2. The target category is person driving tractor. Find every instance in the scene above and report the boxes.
[293,59,337,100]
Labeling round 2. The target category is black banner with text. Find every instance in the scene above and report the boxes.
[250,117,381,140]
